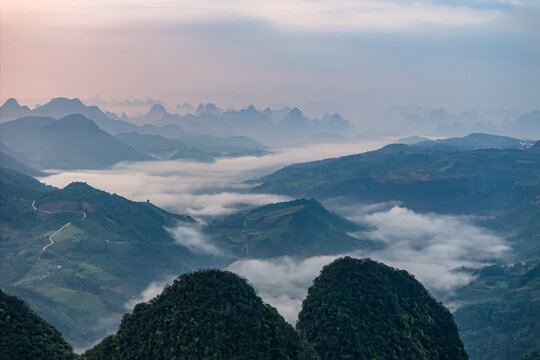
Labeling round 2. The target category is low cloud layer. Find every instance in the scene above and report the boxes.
[228,205,509,324]
[356,206,509,291]
[228,255,338,323]
[124,276,176,311]
[166,224,224,256]
[39,140,389,217]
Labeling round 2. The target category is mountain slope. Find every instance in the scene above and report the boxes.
[0,289,74,360]
[0,114,146,169]
[0,172,201,349]
[32,97,138,134]
[115,132,214,162]
[254,144,540,259]
[451,262,540,360]
[255,144,540,215]
[414,133,531,150]
[82,270,319,360]
[0,98,31,121]
[0,150,45,177]
[297,257,468,360]
[205,199,370,258]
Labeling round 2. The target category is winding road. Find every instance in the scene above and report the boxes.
[32,200,86,257]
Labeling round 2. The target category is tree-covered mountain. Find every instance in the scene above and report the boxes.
[254,143,540,258]
[205,199,372,258]
[81,270,319,360]
[0,114,146,169]
[521,347,540,360]
[0,289,74,360]
[297,257,468,360]
[255,142,539,215]
[451,261,540,360]
[0,170,204,349]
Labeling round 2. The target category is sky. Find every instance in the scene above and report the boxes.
[1,0,539,120]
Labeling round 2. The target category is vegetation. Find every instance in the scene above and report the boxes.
[297,257,468,360]
[81,270,319,360]
[452,261,540,360]
[205,199,373,258]
[521,347,540,360]
[0,171,203,349]
[0,289,74,360]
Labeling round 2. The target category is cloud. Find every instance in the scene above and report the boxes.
[38,140,390,217]
[166,224,224,256]
[353,206,509,291]
[228,255,338,324]
[228,205,509,324]
[3,0,503,30]
[124,276,176,311]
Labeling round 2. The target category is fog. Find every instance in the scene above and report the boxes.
[227,205,508,324]
[40,140,510,326]
[166,224,225,256]
[39,140,390,217]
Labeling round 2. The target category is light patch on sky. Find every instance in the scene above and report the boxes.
[2,0,504,29]
[39,140,390,217]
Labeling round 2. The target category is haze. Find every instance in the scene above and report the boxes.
[2,0,539,121]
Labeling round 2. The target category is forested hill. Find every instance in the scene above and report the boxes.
[297,257,468,360]
[0,170,201,349]
[0,289,74,360]
[254,144,540,259]
[205,198,371,258]
[255,144,540,216]
[81,270,319,360]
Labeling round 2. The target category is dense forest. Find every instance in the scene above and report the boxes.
[81,270,319,360]
[296,257,468,360]
[0,289,74,360]
[1,261,472,359]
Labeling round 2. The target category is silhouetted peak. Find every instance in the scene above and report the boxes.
[148,103,166,114]
[2,98,24,109]
[47,97,85,107]
[288,107,304,117]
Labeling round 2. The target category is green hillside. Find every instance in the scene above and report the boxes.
[0,289,74,360]
[0,174,201,349]
[205,199,371,258]
[451,261,540,360]
[255,145,540,258]
[81,270,319,360]
[297,257,468,360]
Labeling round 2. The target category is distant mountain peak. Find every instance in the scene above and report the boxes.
[47,97,85,107]
[149,103,166,114]
[2,98,24,109]
[288,107,304,117]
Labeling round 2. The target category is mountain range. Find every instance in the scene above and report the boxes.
[253,139,540,358]
[0,98,352,147]
[0,171,206,348]
[2,259,469,360]
[0,115,146,170]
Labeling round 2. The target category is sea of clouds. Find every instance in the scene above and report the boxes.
[40,139,509,325]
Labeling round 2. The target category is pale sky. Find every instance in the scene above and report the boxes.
[1,0,539,118]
